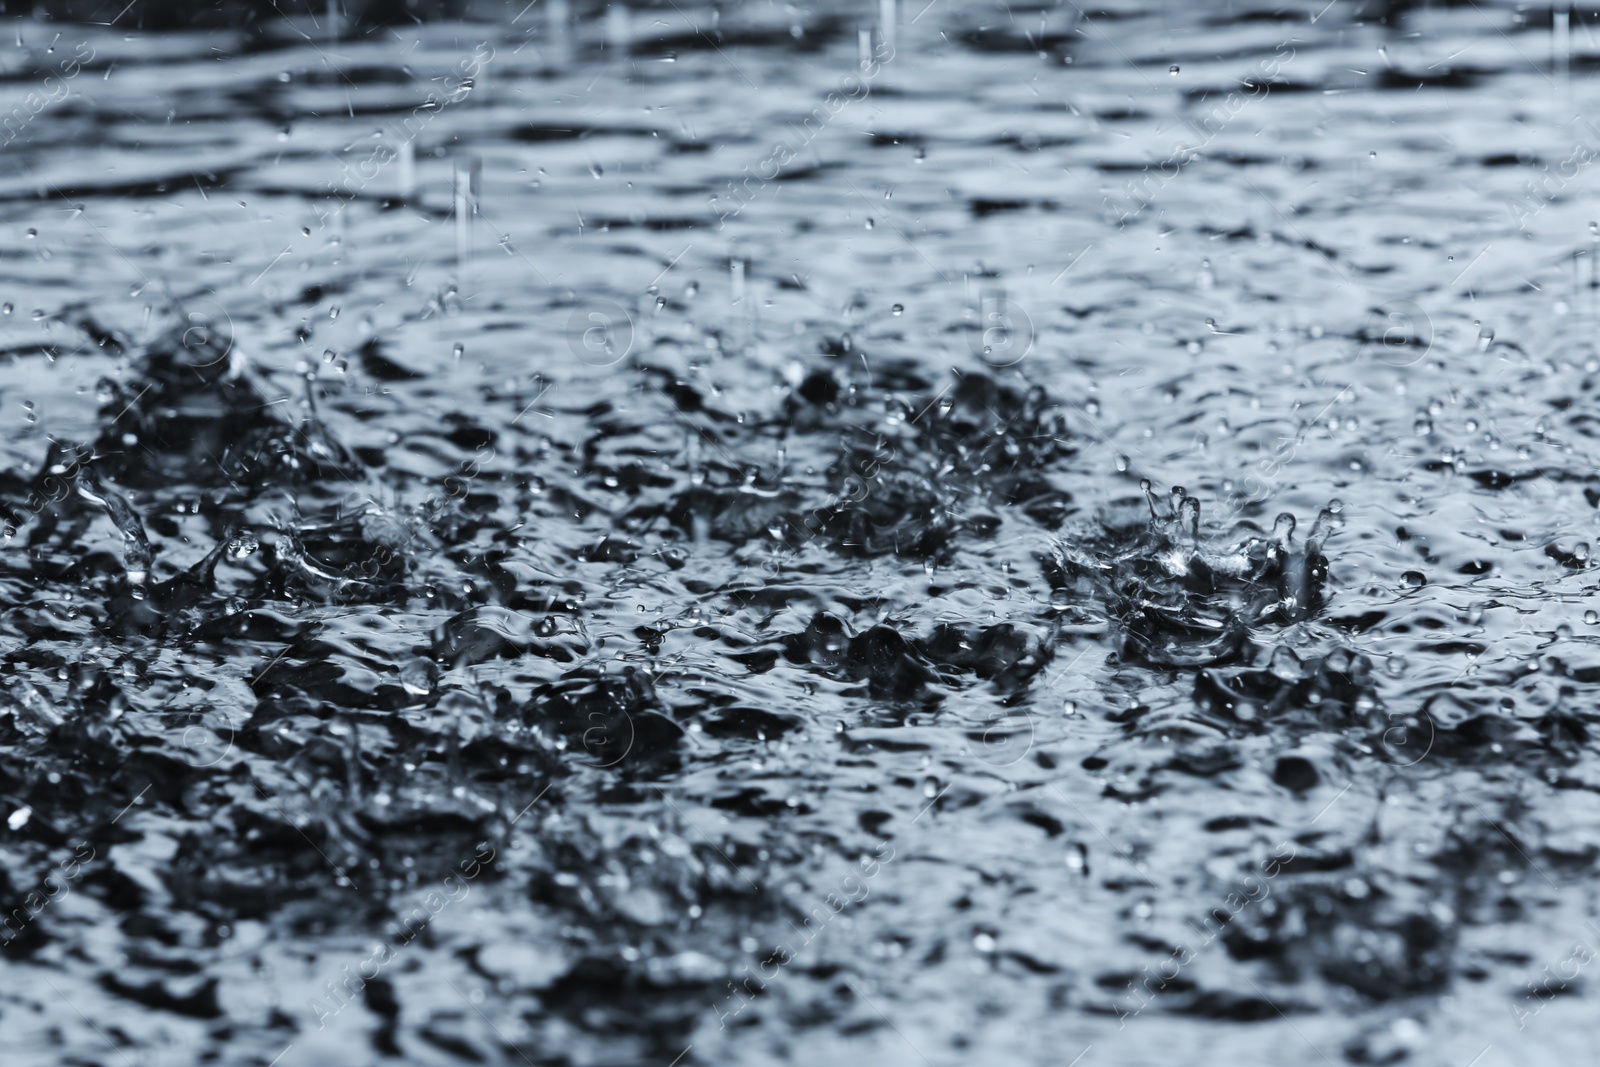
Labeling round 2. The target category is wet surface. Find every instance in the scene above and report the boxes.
[3,1,1600,1064]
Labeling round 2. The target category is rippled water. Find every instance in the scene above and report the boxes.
[3,1,1600,1064]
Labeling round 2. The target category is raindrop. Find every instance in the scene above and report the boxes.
[1168,65,1179,74]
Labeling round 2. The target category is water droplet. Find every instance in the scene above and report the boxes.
[399,658,437,697]
[1179,496,1200,539]
[891,303,904,316]
[1168,64,1179,74]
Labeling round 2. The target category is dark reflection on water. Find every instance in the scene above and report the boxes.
[1,0,1599,1064]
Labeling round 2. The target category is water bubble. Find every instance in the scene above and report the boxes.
[891,304,904,316]
[1586,610,1598,625]
[1168,65,1179,74]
